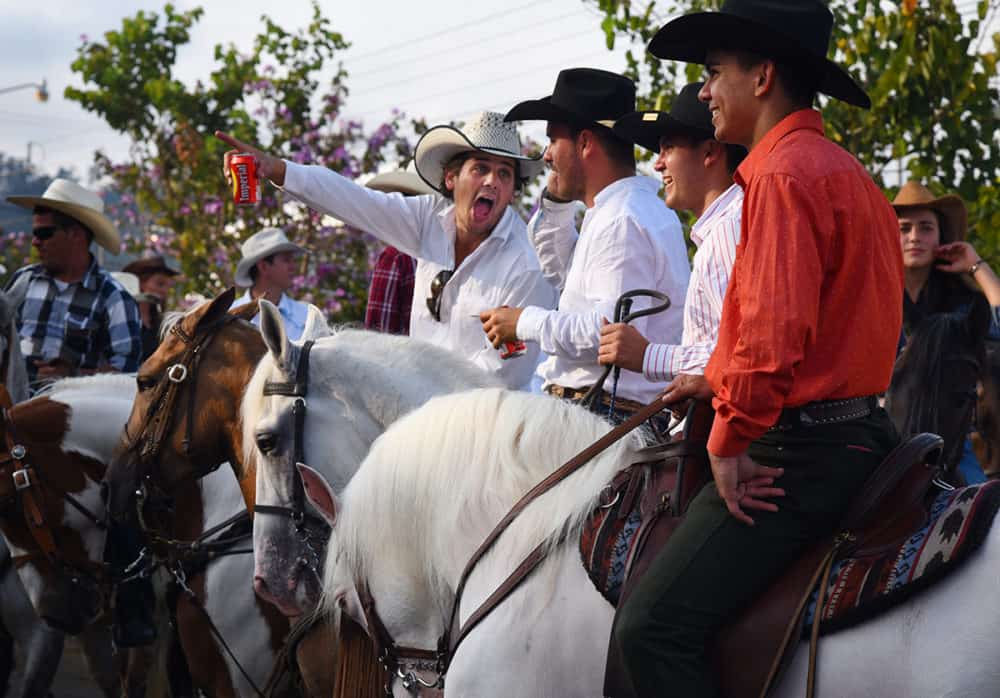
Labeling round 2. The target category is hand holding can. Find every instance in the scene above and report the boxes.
[229,153,260,206]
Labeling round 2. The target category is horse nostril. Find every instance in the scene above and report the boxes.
[256,433,277,455]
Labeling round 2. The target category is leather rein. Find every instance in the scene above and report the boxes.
[357,398,670,693]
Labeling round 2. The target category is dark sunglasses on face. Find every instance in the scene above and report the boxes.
[426,269,454,322]
[32,225,62,241]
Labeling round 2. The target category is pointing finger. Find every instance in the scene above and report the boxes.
[215,131,254,153]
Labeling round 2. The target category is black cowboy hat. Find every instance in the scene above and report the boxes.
[613,82,716,152]
[504,68,637,131]
[648,0,870,109]
[122,254,180,278]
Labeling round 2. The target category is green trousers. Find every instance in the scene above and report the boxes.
[613,408,898,697]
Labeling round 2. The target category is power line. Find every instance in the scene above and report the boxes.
[343,0,557,65]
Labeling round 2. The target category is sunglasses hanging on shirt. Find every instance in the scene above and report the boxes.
[426,269,454,322]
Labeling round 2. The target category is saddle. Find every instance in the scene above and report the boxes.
[601,401,946,698]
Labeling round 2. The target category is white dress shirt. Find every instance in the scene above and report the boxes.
[643,183,743,381]
[231,290,329,342]
[281,162,556,390]
[517,176,691,404]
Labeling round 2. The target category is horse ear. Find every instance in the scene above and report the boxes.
[297,462,338,527]
[967,297,993,342]
[259,299,289,363]
[194,287,237,332]
[229,298,259,322]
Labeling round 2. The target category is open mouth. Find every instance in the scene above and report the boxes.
[473,194,496,223]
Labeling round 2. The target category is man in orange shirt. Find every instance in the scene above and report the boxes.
[611,2,903,696]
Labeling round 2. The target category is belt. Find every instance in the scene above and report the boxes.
[545,384,647,414]
[770,395,878,432]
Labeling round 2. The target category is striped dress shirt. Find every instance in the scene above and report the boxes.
[643,183,743,381]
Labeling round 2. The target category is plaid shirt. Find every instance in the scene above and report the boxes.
[364,246,415,335]
[5,257,142,385]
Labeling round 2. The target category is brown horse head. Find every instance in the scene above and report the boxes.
[0,392,111,634]
[106,288,265,521]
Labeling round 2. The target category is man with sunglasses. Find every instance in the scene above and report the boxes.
[4,179,141,392]
[217,112,555,390]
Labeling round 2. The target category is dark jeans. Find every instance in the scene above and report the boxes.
[614,408,898,697]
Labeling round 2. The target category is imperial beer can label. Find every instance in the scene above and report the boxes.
[499,340,527,360]
[230,153,260,205]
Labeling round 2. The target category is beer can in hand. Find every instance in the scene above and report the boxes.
[229,153,260,206]
[499,340,527,360]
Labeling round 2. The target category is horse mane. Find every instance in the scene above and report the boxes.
[324,387,648,614]
[37,373,138,399]
[239,328,499,480]
[159,310,186,341]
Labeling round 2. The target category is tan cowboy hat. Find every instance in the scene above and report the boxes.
[110,271,141,298]
[366,163,436,196]
[414,111,544,193]
[7,178,121,253]
[892,181,968,244]
[234,227,307,288]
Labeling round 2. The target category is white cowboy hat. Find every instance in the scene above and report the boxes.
[366,162,436,196]
[110,271,141,298]
[234,227,307,288]
[414,111,544,193]
[7,178,121,253]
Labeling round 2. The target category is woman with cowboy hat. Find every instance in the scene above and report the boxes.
[215,113,555,390]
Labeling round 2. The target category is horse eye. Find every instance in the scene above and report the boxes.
[136,376,156,392]
[256,432,277,455]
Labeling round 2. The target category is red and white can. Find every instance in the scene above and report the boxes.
[499,340,527,360]
[229,153,260,206]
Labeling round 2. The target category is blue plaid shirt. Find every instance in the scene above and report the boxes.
[4,257,142,385]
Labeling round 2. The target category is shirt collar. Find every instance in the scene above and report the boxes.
[690,183,742,247]
[734,109,824,189]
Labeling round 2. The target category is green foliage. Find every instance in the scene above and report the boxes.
[589,0,1000,263]
[65,3,417,319]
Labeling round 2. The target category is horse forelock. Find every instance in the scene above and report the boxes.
[324,387,647,615]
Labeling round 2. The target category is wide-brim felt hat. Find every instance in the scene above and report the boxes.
[505,67,637,131]
[234,227,307,287]
[366,163,436,196]
[414,111,544,193]
[648,0,871,109]
[613,82,716,152]
[892,180,968,244]
[7,178,121,253]
[122,254,180,278]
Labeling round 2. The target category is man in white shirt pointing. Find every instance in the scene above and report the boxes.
[217,113,555,389]
[482,68,691,416]
[599,82,746,382]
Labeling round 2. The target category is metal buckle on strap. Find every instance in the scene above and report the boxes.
[12,468,33,491]
[167,364,188,383]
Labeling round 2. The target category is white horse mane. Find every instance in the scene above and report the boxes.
[37,373,137,399]
[159,310,186,341]
[240,328,499,477]
[325,387,648,611]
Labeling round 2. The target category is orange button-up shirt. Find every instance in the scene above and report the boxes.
[705,109,903,456]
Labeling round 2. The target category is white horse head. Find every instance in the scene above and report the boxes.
[0,374,135,632]
[0,289,29,404]
[242,300,499,616]
[313,388,643,695]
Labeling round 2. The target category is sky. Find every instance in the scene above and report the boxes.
[0,0,995,182]
[0,0,643,181]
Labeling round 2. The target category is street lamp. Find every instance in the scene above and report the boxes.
[0,80,48,102]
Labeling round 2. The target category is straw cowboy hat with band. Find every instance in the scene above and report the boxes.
[647,0,871,109]
[366,162,436,197]
[612,82,718,153]
[234,228,307,288]
[892,180,968,245]
[7,178,121,253]
[414,111,544,193]
[505,67,636,133]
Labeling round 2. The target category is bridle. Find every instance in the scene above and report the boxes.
[355,399,669,695]
[253,340,328,577]
[0,405,109,605]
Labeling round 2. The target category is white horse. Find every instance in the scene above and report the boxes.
[242,300,500,616]
[312,388,1000,698]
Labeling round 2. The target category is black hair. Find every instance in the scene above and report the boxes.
[437,151,526,201]
[248,253,277,284]
[566,123,636,169]
[732,51,818,110]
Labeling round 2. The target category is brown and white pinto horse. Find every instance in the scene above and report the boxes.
[106,288,327,697]
[0,375,133,697]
